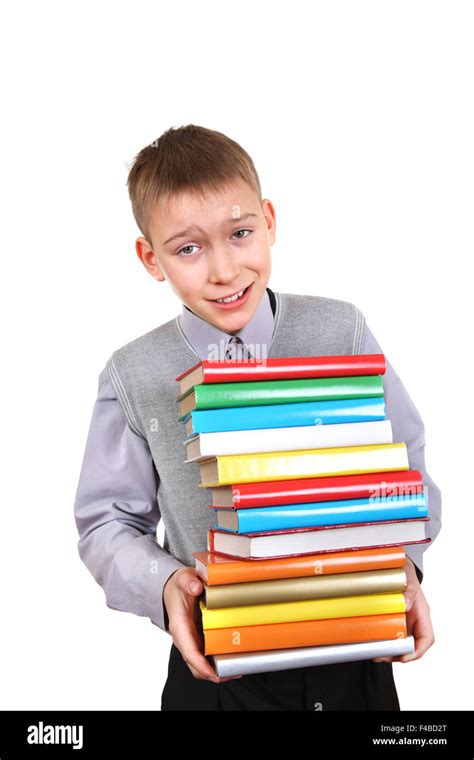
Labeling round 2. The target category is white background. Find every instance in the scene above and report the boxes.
[1,0,472,710]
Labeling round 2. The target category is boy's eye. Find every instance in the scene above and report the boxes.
[176,229,252,256]
[177,244,199,256]
[232,228,252,240]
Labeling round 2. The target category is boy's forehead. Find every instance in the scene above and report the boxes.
[150,179,260,235]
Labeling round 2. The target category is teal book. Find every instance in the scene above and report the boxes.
[183,397,386,436]
[178,375,384,420]
[214,493,428,533]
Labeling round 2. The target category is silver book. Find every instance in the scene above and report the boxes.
[212,635,415,677]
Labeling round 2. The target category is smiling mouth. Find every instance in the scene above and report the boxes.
[209,284,251,303]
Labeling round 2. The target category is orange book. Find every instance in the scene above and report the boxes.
[204,612,407,655]
[193,546,406,586]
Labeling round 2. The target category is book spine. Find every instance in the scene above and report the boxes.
[200,592,406,629]
[208,530,430,562]
[193,353,387,383]
[194,375,384,411]
[188,397,386,434]
[204,567,407,608]
[211,636,415,675]
[192,420,393,460]
[204,612,407,655]
[222,493,427,533]
[214,470,424,508]
[197,546,407,585]
[209,443,409,486]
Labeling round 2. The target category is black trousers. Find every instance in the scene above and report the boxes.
[161,643,400,711]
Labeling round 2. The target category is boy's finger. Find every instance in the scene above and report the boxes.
[175,622,243,682]
[187,649,221,681]
[180,645,220,682]
[173,621,222,681]
[400,632,434,662]
[184,640,244,682]
[217,675,244,682]
[186,661,243,683]
[402,604,435,661]
[173,592,242,682]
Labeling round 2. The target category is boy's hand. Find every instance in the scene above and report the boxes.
[372,556,435,663]
[163,567,243,684]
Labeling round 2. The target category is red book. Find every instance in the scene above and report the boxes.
[209,470,424,509]
[175,353,386,395]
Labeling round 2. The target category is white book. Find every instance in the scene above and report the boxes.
[210,518,428,558]
[212,636,415,677]
[185,420,393,462]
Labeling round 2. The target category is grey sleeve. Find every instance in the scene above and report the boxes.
[74,366,186,632]
[363,324,442,584]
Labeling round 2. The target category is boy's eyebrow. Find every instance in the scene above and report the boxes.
[162,213,259,245]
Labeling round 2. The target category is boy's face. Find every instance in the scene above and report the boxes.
[135,178,276,336]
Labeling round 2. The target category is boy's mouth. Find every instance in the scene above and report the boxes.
[208,282,253,309]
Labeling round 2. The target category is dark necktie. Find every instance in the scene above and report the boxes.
[224,335,251,361]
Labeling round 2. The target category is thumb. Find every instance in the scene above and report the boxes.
[189,578,203,594]
[177,570,203,595]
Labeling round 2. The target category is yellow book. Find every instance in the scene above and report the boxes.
[199,592,406,629]
[198,442,409,487]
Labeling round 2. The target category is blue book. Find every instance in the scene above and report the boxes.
[183,397,385,436]
[214,493,428,533]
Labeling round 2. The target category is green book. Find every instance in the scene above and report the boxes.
[177,375,384,420]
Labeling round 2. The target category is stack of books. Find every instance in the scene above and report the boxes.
[175,354,430,677]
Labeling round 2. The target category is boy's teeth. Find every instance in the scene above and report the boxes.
[216,287,246,303]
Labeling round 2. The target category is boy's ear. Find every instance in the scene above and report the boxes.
[135,237,166,282]
[262,198,276,246]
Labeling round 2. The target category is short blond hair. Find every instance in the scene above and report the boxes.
[127,124,263,245]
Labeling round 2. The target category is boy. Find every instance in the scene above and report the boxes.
[74,124,441,711]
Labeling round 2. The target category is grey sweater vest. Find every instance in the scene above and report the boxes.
[107,291,366,568]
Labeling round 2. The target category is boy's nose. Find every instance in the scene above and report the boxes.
[208,249,241,283]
